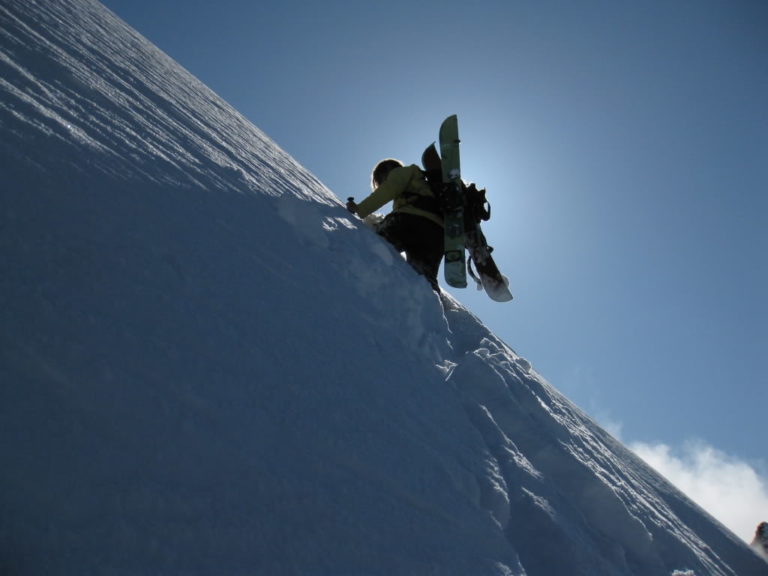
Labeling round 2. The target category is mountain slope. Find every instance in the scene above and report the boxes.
[1,1,764,574]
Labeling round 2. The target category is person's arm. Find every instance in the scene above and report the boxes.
[354,166,412,218]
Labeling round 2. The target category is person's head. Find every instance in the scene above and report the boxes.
[371,159,403,190]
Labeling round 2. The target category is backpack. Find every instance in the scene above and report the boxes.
[421,143,491,232]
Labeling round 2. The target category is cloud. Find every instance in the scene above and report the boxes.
[630,440,768,543]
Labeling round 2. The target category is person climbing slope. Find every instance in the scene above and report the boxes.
[752,521,768,559]
[347,159,443,291]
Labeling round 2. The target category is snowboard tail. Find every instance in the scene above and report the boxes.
[466,225,513,302]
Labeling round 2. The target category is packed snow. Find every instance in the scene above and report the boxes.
[1,1,765,574]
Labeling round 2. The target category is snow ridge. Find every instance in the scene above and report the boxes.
[1,1,765,575]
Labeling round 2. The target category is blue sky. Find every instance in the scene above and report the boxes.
[101,0,766,511]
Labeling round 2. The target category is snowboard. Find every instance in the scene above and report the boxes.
[438,115,467,288]
[466,224,513,302]
[423,116,513,302]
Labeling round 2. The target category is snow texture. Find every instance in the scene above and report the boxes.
[1,1,766,574]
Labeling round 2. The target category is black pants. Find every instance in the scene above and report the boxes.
[376,212,443,291]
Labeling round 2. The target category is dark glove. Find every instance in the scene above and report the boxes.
[346,197,358,214]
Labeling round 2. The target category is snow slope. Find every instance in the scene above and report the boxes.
[0,1,765,574]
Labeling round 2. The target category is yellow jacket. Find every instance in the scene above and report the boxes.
[355,164,443,227]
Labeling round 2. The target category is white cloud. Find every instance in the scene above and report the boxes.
[630,440,768,543]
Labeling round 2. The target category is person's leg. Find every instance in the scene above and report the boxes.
[404,220,443,291]
[378,214,443,291]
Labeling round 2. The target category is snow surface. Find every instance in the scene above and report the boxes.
[1,1,766,574]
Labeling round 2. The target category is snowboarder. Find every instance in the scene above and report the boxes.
[752,521,768,559]
[347,159,443,291]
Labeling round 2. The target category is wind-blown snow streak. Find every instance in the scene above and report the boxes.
[0,0,327,201]
[1,1,765,575]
